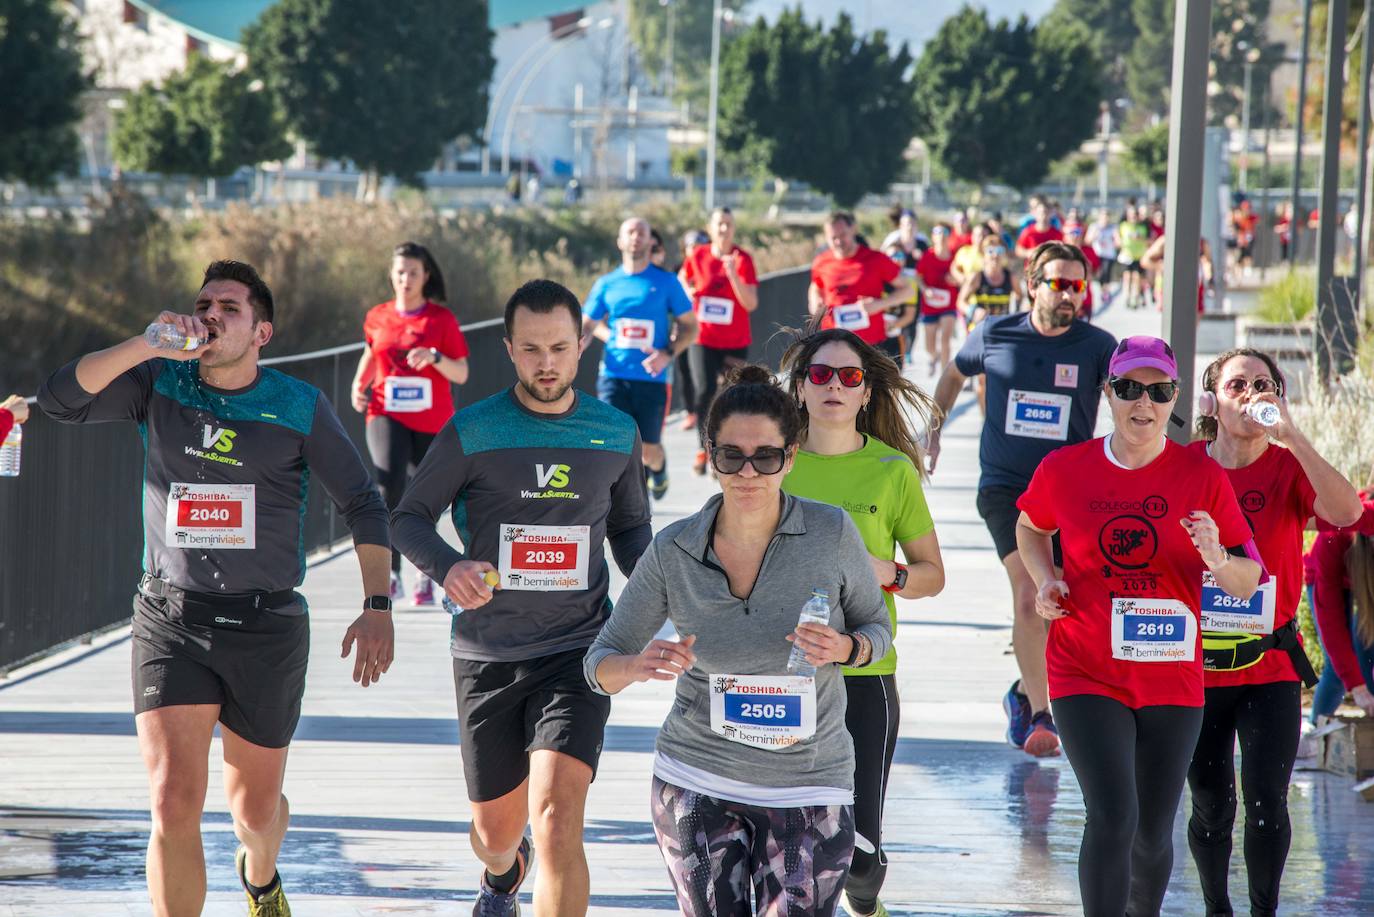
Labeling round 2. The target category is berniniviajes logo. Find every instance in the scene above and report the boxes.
[522,463,579,499]
[1098,515,1158,570]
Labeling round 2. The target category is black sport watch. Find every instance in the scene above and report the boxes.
[364,595,393,613]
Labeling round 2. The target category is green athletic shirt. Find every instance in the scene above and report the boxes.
[1119,221,1151,261]
[782,435,935,676]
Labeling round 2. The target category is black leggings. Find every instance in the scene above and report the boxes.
[843,674,900,912]
[690,344,749,449]
[1187,680,1301,917]
[1054,694,1204,917]
[674,349,696,415]
[365,416,435,573]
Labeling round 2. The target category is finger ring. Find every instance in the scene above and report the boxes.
[659,648,666,659]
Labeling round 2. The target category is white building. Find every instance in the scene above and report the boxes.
[65,0,677,184]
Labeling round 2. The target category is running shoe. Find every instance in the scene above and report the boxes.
[236,846,291,917]
[678,412,697,431]
[692,450,708,476]
[413,576,435,607]
[1002,680,1032,749]
[841,893,890,916]
[649,463,669,500]
[1024,710,1061,758]
[389,571,404,601]
[472,837,533,917]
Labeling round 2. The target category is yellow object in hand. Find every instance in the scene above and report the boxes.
[483,570,500,587]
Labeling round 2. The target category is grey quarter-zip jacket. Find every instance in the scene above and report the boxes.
[584,492,892,792]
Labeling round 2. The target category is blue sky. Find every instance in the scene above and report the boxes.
[744,0,1058,54]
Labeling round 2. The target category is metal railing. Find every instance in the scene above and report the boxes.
[0,267,810,670]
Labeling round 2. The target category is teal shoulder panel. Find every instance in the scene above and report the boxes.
[153,362,318,435]
[453,391,637,456]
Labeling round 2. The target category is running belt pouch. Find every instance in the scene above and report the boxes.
[177,592,265,631]
[1201,621,1318,687]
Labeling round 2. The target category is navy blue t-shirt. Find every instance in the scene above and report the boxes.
[954,312,1117,492]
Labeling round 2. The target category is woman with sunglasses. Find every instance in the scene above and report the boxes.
[916,223,960,375]
[1183,348,1360,917]
[780,329,945,917]
[584,365,892,917]
[1015,336,1263,917]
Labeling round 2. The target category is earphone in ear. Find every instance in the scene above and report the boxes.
[1197,391,1218,417]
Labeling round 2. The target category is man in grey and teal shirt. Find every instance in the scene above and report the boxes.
[38,260,392,916]
[392,279,652,917]
[583,216,697,500]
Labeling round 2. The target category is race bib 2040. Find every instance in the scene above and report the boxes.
[709,674,817,750]
[498,523,590,590]
[166,483,256,550]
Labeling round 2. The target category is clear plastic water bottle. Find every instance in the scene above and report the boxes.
[787,589,833,676]
[1244,401,1280,427]
[442,596,463,618]
[0,423,21,478]
[144,322,201,351]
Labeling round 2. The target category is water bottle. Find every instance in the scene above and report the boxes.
[787,589,833,676]
[144,322,201,351]
[442,596,463,618]
[1244,401,1280,427]
[0,423,21,478]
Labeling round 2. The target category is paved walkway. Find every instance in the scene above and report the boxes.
[2,292,1372,915]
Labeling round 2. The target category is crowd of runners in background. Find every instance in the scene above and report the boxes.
[12,190,1374,917]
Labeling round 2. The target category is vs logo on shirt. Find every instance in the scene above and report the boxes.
[202,425,237,454]
[535,463,570,489]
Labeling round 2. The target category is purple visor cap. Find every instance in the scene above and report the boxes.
[1109,336,1179,379]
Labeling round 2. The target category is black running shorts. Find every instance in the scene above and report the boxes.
[131,592,310,749]
[976,485,1062,566]
[452,647,612,802]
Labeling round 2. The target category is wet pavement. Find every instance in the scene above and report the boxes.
[2,292,1373,915]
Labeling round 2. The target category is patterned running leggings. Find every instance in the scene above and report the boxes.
[650,776,856,916]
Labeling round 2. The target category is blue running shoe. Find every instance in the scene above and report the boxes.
[1002,680,1032,749]
[1024,710,1061,758]
[473,837,532,917]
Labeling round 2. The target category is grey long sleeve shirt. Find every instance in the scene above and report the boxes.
[584,492,892,792]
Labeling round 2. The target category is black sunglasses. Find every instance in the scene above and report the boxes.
[708,444,788,475]
[1109,377,1179,404]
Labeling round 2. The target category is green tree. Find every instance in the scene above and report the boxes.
[0,0,88,186]
[1043,0,1138,104]
[913,6,1101,190]
[1126,0,1173,116]
[717,9,917,206]
[112,55,292,179]
[629,0,749,114]
[1124,122,1171,185]
[245,0,494,184]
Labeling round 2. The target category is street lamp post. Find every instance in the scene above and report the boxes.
[1239,45,1261,191]
[705,0,723,211]
[1290,0,1313,263]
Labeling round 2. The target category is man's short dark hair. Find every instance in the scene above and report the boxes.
[827,210,856,227]
[201,260,274,323]
[1026,241,1091,286]
[503,279,582,337]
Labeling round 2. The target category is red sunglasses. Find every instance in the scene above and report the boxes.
[806,364,866,387]
[1041,277,1087,294]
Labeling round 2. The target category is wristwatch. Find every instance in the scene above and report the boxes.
[881,562,909,594]
[428,347,442,365]
[844,632,873,667]
[364,595,393,613]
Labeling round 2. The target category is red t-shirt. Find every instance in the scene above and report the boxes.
[1306,492,1374,689]
[1186,442,1316,687]
[683,244,758,350]
[948,232,973,252]
[915,250,959,317]
[0,408,13,446]
[1016,225,1063,252]
[1018,437,1254,708]
[811,246,901,344]
[363,301,469,434]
